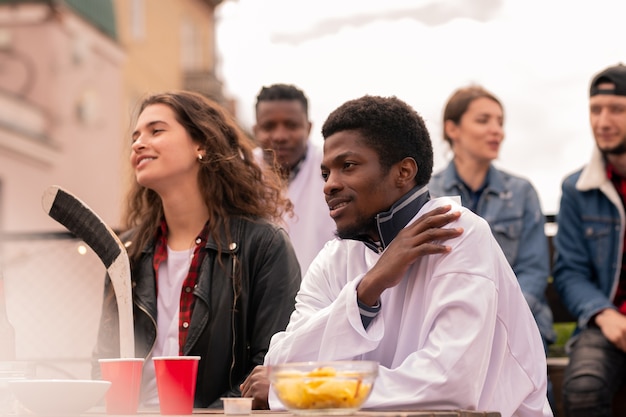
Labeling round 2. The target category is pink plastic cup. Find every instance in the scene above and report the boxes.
[98,358,145,415]
[153,356,200,415]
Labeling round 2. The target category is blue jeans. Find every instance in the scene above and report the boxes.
[562,326,626,417]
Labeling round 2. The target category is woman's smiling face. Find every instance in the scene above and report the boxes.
[130,103,202,194]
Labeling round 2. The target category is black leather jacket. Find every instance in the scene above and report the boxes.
[92,216,301,407]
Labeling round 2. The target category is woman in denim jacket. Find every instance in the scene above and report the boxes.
[429,85,555,349]
[429,86,555,349]
[429,86,556,412]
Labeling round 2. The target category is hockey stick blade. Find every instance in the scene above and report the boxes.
[42,185,135,358]
[43,187,120,268]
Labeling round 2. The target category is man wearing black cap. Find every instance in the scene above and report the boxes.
[553,63,626,416]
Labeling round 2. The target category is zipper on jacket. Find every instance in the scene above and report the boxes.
[229,250,239,389]
[136,301,158,360]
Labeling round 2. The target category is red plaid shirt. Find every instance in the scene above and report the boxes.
[607,163,626,314]
[152,219,210,354]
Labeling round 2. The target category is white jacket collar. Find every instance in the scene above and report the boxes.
[577,145,609,191]
[576,145,625,223]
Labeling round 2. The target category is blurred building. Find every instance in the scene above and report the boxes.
[115,0,228,113]
[0,0,229,234]
[0,0,230,378]
[0,0,124,233]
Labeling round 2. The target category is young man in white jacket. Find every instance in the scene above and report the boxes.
[253,84,336,275]
[242,95,552,417]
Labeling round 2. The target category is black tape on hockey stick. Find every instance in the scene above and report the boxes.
[43,186,121,269]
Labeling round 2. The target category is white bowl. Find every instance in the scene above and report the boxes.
[8,379,111,415]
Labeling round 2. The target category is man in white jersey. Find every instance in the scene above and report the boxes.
[243,95,552,417]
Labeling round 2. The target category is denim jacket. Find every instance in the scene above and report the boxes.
[553,146,625,331]
[430,162,555,344]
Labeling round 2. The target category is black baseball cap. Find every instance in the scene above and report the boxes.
[590,63,626,97]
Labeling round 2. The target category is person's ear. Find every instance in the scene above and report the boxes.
[305,121,312,137]
[396,157,417,187]
[444,120,459,143]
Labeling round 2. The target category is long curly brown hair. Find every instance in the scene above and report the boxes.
[123,91,292,261]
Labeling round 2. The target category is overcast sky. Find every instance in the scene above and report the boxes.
[215,0,626,214]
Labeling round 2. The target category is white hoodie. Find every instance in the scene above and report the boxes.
[266,197,553,417]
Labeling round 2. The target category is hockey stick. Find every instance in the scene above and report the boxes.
[41,185,135,358]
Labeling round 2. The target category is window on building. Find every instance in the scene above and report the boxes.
[181,18,204,71]
[130,0,145,40]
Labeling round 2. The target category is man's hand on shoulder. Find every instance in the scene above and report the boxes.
[357,204,463,306]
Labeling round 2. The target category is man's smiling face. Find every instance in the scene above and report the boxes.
[321,129,401,241]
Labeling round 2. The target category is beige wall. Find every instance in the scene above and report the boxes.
[0,3,125,232]
[115,0,221,116]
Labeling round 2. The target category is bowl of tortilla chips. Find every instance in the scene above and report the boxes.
[268,361,378,415]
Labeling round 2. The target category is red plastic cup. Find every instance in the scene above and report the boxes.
[153,356,200,415]
[98,358,144,415]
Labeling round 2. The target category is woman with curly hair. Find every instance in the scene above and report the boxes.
[92,91,301,409]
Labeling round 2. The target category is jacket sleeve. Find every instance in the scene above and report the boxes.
[246,225,301,372]
[263,259,373,364]
[553,178,616,328]
[512,182,555,343]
